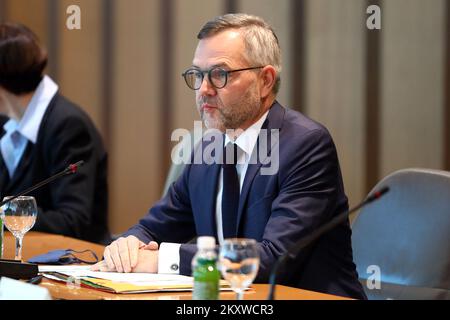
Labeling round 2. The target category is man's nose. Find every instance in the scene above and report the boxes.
[198,75,216,96]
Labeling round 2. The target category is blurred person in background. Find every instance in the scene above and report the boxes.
[0,22,110,244]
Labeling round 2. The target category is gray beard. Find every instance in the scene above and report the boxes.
[198,86,261,132]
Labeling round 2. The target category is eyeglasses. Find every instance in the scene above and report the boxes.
[182,66,264,90]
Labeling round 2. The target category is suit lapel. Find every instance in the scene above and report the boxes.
[236,102,285,232]
[203,161,221,238]
[196,135,223,238]
[0,123,9,197]
[2,95,56,194]
[0,156,9,198]
[7,142,33,191]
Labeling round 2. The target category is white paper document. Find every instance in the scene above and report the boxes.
[38,265,194,286]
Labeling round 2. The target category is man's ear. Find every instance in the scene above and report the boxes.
[259,65,277,99]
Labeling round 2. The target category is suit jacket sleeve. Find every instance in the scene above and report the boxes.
[123,162,197,245]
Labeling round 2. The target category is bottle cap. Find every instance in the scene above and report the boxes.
[197,236,216,249]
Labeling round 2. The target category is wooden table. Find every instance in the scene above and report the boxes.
[2,231,350,300]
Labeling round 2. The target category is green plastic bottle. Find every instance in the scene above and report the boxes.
[192,236,220,300]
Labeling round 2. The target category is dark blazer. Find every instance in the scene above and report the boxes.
[0,93,110,244]
[125,101,366,299]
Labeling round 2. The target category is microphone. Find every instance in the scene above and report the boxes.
[267,186,390,300]
[0,161,84,280]
[0,160,84,207]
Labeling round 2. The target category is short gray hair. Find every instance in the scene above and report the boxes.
[197,13,282,95]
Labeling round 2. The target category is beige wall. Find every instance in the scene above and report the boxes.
[172,0,223,135]
[3,0,49,44]
[57,0,105,136]
[380,0,445,177]
[109,0,162,233]
[239,0,293,107]
[304,0,366,206]
[1,0,448,233]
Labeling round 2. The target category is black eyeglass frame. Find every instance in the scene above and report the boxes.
[181,66,264,90]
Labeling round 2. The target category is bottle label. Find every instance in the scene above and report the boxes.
[192,280,219,300]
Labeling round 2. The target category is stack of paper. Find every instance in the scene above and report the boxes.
[38,265,230,294]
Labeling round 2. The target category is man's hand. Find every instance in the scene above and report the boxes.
[91,236,159,273]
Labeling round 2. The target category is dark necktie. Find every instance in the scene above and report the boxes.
[222,143,240,239]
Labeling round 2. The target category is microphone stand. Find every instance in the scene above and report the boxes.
[0,161,84,207]
[0,161,84,280]
[267,186,390,300]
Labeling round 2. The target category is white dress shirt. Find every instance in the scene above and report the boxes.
[0,76,58,177]
[158,110,269,274]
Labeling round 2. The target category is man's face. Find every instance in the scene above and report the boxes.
[192,30,263,132]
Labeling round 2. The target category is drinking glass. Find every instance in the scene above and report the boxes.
[219,238,259,300]
[1,196,37,261]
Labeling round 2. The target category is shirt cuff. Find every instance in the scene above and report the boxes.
[158,242,181,274]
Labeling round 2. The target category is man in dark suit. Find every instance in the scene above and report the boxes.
[92,14,366,299]
[0,22,110,244]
